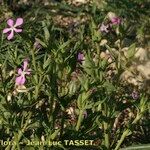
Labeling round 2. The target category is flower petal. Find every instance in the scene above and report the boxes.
[23,60,28,71]
[14,28,22,33]
[14,18,23,27]
[7,30,14,40]
[7,19,14,27]
[17,68,23,75]
[100,24,109,33]
[3,28,11,33]
[15,75,26,85]
[111,17,121,25]
[25,69,31,75]
[77,52,84,61]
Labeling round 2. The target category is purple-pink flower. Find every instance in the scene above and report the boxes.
[110,17,121,25]
[131,90,139,100]
[15,60,31,86]
[3,18,23,40]
[100,23,109,33]
[77,52,84,62]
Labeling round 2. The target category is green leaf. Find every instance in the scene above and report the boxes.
[43,57,51,69]
[121,144,150,150]
[77,94,83,109]
[50,129,60,140]
[78,76,89,91]
[126,43,136,59]
[42,21,50,42]
[83,53,95,76]
[90,19,101,42]
[35,38,47,48]
[103,81,116,93]
[68,81,77,95]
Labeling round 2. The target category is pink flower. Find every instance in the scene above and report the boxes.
[15,60,31,85]
[3,18,23,40]
[110,17,121,25]
[77,52,84,62]
[100,23,109,33]
[131,90,139,100]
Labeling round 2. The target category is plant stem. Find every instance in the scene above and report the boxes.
[76,110,83,131]
[31,48,40,99]
[31,48,37,74]
[104,122,109,149]
[103,103,110,149]
[115,129,130,150]
[115,114,142,150]
[60,111,65,138]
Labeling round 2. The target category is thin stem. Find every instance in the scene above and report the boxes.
[31,48,39,99]
[31,48,37,74]
[0,67,6,93]
[103,103,110,149]
[76,110,83,131]
[60,111,65,138]
[104,122,109,149]
[115,113,142,150]
[115,129,130,150]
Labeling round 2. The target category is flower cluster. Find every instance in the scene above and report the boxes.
[2,18,31,87]
[100,14,121,33]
